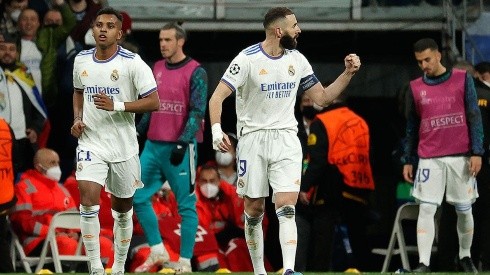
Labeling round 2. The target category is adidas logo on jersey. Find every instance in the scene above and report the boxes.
[259,69,268,75]
[81,70,88,77]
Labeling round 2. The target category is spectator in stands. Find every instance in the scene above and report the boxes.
[17,8,42,94]
[36,0,76,108]
[117,11,141,56]
[67,0,102,48]
[0,0,28,36]
[0,118,16,273]
[0,33,48,176]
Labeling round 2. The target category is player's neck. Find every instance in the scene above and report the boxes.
[261,40,283,57]
[95,45,119,61]
[166,52,186,64]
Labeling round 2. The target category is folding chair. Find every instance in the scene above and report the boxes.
[371,202,439,272]
[34,210,89,273]
[9,217,52,273]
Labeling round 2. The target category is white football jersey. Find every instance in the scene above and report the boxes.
[73,46,157,162]
[221,43,315,136]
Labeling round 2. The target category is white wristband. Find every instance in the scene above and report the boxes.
[211,123,223,150]
[113,102,125,112]
[211,123,222,135]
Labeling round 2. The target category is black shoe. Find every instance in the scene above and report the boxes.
[283,269,303,275]
[458,257,478,274]
[412,263,430,273]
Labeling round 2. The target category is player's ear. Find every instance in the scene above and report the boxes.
[275,27,282,38]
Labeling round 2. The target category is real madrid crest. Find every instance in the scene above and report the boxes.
[238,178,245,188]
[110,69,119,81]
[288,65,295,76]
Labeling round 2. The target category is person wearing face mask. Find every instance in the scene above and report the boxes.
[8,148,83,259]
[0,0,29,36]
[196,163,272,272]
[216,132,238,185]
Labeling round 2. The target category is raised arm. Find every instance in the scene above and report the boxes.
[305,53,361,106]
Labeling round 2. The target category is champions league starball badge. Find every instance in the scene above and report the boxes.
[229,64,240,75]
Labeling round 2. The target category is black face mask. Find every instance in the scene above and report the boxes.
[280,33,297,50]
[302,106,319,120]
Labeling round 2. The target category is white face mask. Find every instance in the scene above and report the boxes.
[199,183,219,199]
[215,151,234,166]
[44,165,62,182]
[10,9,21,22]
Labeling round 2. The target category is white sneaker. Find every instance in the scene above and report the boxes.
[175,260,192,274]
[134,251,170,273]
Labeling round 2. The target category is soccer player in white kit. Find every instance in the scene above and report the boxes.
[209,7,361,275]
[70,7,159,275]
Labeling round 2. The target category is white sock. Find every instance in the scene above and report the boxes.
[80,205,103,269]
[456,204,474,258]
[111,208,133,272]
[244,211,266,274]
[416,203,437,266]
[276,205,297,272]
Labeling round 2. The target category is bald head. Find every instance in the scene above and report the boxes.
[34,148,60,173]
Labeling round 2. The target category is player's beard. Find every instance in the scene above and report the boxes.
[280,33,297,50]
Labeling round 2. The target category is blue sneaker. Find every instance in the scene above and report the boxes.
[284,269,303,275]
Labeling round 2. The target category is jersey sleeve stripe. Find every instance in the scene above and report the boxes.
[141,87,157,97]
[221,79,236,92]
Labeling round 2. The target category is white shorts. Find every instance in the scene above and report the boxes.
[412,156,478,205]
[236,129,302,200]
[75,147,143,198]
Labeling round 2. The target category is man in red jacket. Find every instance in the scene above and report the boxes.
[10,148,113,266]
[10,148,79,256]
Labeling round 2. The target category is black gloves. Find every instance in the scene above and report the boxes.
[170,142,188,166]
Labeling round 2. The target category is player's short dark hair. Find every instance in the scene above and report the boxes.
[413,38,439,53]
[161,22,187,41]
[95,7,123,25]
[263,7,294,29]
[475,61,490,74]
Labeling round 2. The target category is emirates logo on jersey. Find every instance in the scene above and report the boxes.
[110,69,119,81]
